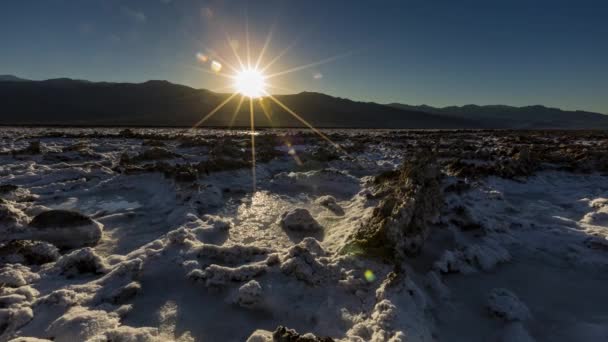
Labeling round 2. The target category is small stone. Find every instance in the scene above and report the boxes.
[30,210,93,228]
[236,280,263,309]
[486,288,530,322]
[280,208,322,232]
[315,195,344,216]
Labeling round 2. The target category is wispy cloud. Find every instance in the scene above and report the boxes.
[122,7,146,23]
[313,72,323,80]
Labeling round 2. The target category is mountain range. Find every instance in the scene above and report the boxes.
[1,75,606,129]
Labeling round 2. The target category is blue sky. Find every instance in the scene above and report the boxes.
[1,0,607,113]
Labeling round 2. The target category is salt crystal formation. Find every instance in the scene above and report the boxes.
[0,128,607,341]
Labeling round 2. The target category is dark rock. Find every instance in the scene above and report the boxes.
[280,208,322,232]
[13,141,42,155]
[444,180,471,194]
[132,147,178,162]
[30,210,94,229]
[28,210,103,249]
[0,184,18,194]
[142,140,166,147]
[272,326,334,342]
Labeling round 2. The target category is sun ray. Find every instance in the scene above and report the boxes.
[245,13,252,68]
[249,97,257,191]
[224,31,246,70]
[229,95,246,128]
[265,51,353,79]
[264,92,348,156]
[258,98,274,123]
[255,25,275,70]
[191,92,239,129]
[260,38,300,74]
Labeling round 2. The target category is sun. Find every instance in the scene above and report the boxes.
[234,68,266,98]
[190,29,350,191]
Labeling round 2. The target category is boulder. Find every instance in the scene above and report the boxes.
[28,210,103,249]
[272,326,334,342]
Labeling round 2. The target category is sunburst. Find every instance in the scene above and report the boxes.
[189,24,350,191]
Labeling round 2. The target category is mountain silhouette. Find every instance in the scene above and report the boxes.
[388,103,608,129]
[0,77,606,129]
[0,75,30,82]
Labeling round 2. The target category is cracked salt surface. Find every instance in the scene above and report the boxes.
[0,127,607,341]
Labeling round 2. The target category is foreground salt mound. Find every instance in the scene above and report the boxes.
[280,208,323,232]
[54,248,110,277]
[0,199,29,235]
[45,306,121,341]
[0,265,39,337]
[581,198,608,226]
[26,210,103,249]
[0,185,38,203]
[3,129,608,341]
[0,240,59,265]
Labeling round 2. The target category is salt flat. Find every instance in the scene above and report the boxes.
[1,127,607,341]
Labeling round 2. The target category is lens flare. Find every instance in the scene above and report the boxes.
[364,269,376,282]
[211,60,222,73]
[234,68,266,98]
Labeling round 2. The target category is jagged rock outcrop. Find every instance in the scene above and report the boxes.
[344,154,442,261]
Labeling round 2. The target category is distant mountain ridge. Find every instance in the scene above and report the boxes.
[388,103,608,129]
[0,75,606,129]
[0,75,30,82]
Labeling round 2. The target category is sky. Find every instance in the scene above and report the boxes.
[1,0,607,113]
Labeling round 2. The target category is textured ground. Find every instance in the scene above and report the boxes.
[1,127,607,342]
